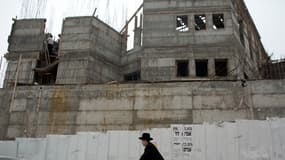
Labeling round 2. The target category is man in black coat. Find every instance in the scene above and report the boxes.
[139,133,165,160]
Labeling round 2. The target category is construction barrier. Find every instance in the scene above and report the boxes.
[0,118,284,160]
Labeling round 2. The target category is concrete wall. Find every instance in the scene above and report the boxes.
[4,59,37,86]
[0,79,285,139]
[143,0,233,47]
[0,89,10,140]
[141,47,238,81]
[138,0,268,81]
[4,19,46,87]
[140,0,243,81]
[230,0,268,78]
[7,19,45,53]
[56,17,122,84]
[121,50,141,76]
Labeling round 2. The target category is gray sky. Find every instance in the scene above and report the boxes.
[0,0,285,86]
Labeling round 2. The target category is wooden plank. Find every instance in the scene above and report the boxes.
[9,54,22,113]
[120,3,143,33]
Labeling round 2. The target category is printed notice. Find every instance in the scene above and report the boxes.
[171,125,193,160]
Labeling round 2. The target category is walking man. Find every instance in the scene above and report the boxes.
[139,133,164,160]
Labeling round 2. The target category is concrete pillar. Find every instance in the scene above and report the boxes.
[206,13,213,30]
[134,16,142,49]
[134,29,142,49]
[189,59,196,77]
[228,58,236,79]
[121,30,127,54]
[208,58,215,77]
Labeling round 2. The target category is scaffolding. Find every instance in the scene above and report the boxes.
[262,58,285,79]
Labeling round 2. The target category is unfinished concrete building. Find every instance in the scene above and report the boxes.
[3,0,268,86]
[0,0,284,139]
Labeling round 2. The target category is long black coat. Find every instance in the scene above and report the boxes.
[139,142,164,160]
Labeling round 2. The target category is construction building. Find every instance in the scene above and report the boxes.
[0,0,284,139]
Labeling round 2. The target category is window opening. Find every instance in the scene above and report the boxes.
[176,60,189,77]
[195,60,208,77]
[195,14,206,31]
[176,15,189,32]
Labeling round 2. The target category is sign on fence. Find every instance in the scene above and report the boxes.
[171,125,193,160]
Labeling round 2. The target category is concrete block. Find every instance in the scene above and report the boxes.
[193,109,249,123]
[61,41,91,50]
[135,109,192,124]
[75,124,131,132]
[9,112,25,125]
[134,95,192,110]
[254,108,285,120]
[13,28,42,36]
[193,94,235,109]
[63,26,91,34]
[76,111,133,125]
[7,125,24,138]
[12,99,27,111]
[252,94,285,108]
[48,112,77,125]
[79,98,133,111]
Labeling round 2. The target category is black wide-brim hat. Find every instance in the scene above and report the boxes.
[139,133,153,141]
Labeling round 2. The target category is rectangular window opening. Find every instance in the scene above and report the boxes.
[215,59,228,77]
[195,14,206,31]
[249,36,254,60]
[124,71,141,81]
[239,20,245,46]
[195,60,208,77]
[244,72,249,80]
[213,14,225,29]
[176,15,189,32]
[176,60,189,77]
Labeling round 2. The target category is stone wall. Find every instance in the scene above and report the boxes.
[0,79,285,139]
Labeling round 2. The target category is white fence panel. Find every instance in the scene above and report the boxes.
[190,124,205,160]
[238,120,273,160]
[16,138,46,160]
[45,135,71,160]
[269,118,285,160]
[151,128,171,160]
[0,141,17,158]
[88,132,108,160]
[126,131,142,160]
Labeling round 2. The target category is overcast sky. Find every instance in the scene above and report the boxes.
[0,0,285,86]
